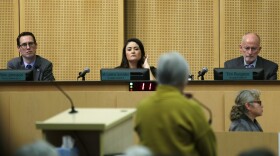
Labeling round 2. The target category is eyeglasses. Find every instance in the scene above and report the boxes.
[19,42,36,49]
[249,100,262,106]
[242,46,260,52]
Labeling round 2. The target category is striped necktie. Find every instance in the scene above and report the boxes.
[246,64,254,68]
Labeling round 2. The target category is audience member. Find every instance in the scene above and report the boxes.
[7,31,55,81]
[224,32,278,80]
[229,89,263,131]
[14,140,58,156]
[116,38,156,80]
[124,145,153,156]
[135,52,217,156]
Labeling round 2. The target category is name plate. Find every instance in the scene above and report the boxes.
[223,69,253,80]
[101,70,130,81]
[0,71,26,81]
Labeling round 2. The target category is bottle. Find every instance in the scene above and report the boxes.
[56,135,78,156]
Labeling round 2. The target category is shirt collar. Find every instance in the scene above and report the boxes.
[24,61,35,68]
[244,58,257,67]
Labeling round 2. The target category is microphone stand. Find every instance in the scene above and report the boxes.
[54,83,78,114]
[78,72,86,81]
[197,71,205,80]
[81,76,85,81]
[198,75,205,80]
[184,93,212,125]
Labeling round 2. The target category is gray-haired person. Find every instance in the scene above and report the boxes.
[135,52,217,156]
[229,89,263,131]
[14,140,58,156]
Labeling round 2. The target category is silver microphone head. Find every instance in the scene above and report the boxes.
[202,67,208,73]
[84,67,90,73]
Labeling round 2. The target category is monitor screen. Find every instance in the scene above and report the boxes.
[0,69,33,81]
[213,68,264,80]
[100,68,150,81]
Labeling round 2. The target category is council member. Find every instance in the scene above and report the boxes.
[224,32,278,80]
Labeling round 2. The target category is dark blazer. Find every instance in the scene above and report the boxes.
[224,56,278,80]
[229,114,263,132]
[7,55,55,81]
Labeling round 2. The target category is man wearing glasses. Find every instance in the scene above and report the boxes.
[224,32,278,80]
[7,32,55,81]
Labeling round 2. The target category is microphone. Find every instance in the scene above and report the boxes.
[185,93,212,124]
[77,67,90,80]
[54,83,78,114]
[197,67,208,80]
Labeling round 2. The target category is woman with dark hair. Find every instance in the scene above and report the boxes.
[117,38,156,80]
[229,89,263,131]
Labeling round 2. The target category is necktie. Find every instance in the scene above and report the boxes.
[246,64,254,68]
[26,64,32,69]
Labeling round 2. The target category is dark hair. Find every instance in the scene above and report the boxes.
[17,32,37,47]
[119,38,146,68]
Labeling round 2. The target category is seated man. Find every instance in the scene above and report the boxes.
[7,32,55,81]
[135,52,217,156]
[224,32,278,80]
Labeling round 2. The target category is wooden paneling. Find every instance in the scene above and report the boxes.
[1,0,280,80]
[19,0,123,80]
[125,0,219,80]
[0,0,19,69]
[216,132,278,156]
[2,81,280,153]
[220,0,280,79]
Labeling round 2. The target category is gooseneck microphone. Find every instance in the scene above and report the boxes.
[197,67,208,80]
[54,83,78,114]
[77,67,90,81]
[185,93,212,125]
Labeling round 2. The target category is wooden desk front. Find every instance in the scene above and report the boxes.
[216,132,279,156]
[1,81,280,153]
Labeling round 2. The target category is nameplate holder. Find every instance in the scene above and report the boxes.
[101,70,130,81]
[223,69,253,80]
[0,71,26,81]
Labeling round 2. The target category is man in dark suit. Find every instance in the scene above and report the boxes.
[7,32,55,81]
[224,32,278,80]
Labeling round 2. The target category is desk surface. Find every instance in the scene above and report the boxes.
[36,108,136,131]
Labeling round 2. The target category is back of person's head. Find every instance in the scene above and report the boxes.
[121,38,146,68]
[14,140,58,156]
[230,89,261,121]
[124,145,153,156]
[239,147,275,156]
[17,32,37,47]
[157,52,189,87]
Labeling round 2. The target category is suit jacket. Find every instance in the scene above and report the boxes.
[224,56,278,80]
[7,55,55,81]
[229,114,263,132]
